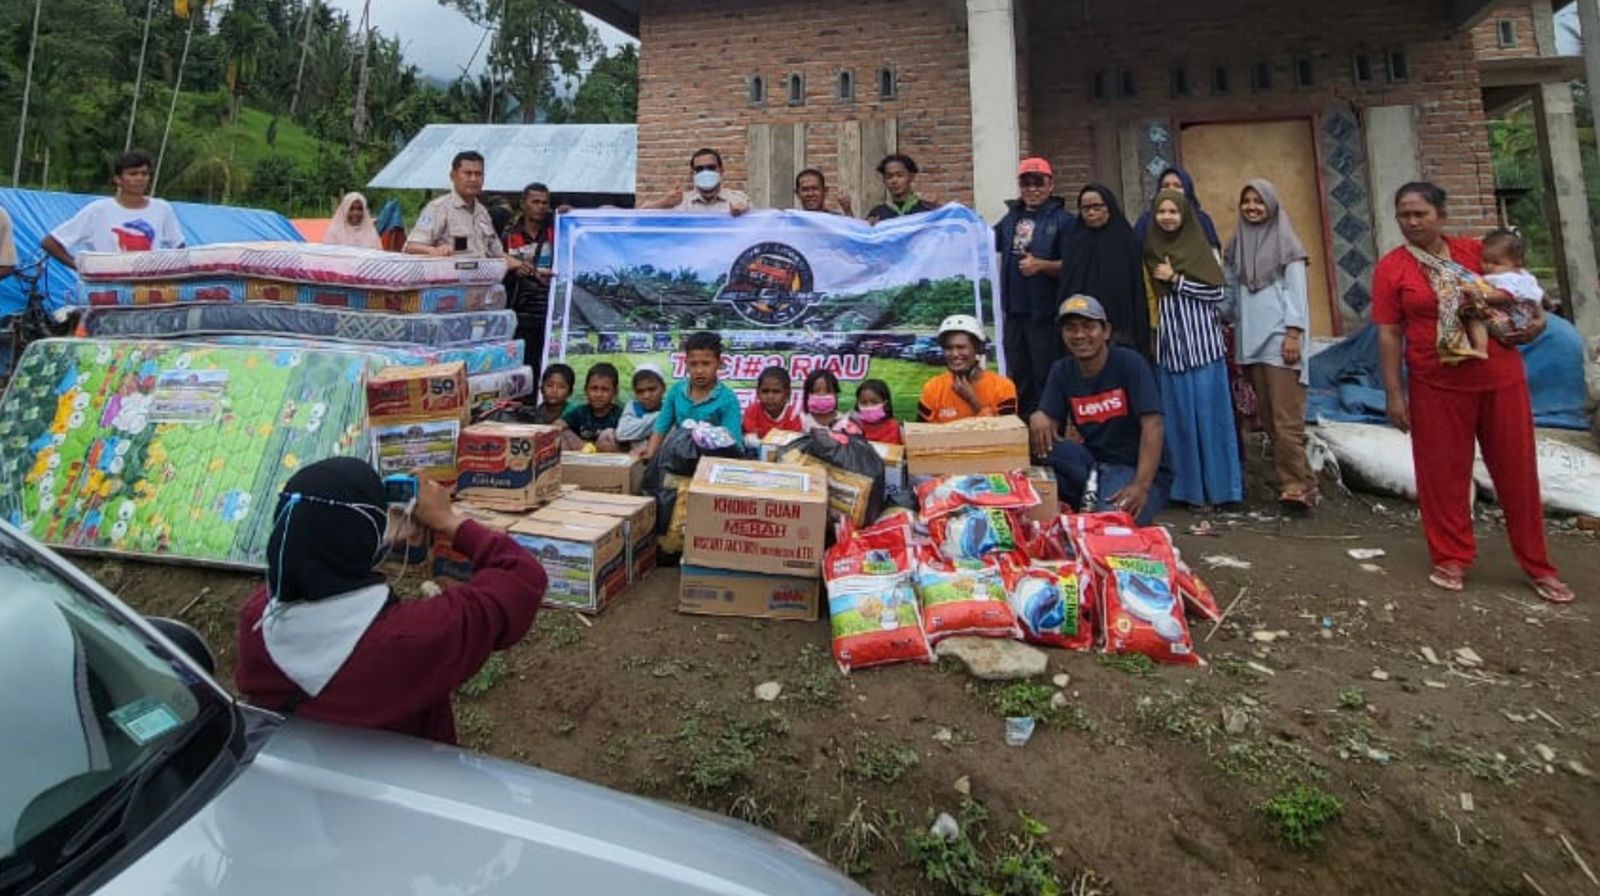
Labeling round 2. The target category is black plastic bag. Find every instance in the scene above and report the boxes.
[641,426,741,545]
[776,430,887,530]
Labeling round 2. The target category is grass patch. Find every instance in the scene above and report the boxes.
[457,652,510,698]
[986,682,1096,733]
[453,702,493,750]
[1259,784,1344,850]
[546,616,583,649]
[1097,653,1157,676]
[1215,739,1324,786]
[904,800,1072,895]
[1447,747,1539,785]
[829,799,890,877]
[1337,687,1367,710]
[676,714,789,796]
[846,734,920,784]
[794,642,841,707]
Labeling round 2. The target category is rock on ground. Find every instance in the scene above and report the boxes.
[934,636,1048,681]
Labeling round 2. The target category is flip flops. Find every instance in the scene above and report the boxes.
[1530,577,1576,605]
[1428,564,1466,593]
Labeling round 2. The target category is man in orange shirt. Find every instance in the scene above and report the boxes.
[916,314,1019,422]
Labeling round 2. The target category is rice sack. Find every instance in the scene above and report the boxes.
[929,507,1023,562]
[914,547,1022,643]
[1077,525,1202,666]
[825,523,933,673]
[1001,558,1094,651]
[915,472,1041,522]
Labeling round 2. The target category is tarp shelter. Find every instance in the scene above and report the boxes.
[0,188,302,315]
[367,124,636,198]
[291,218,330,243]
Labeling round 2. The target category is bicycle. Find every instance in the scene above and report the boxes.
[1,255,77,389]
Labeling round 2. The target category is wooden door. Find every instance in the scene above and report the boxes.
[1179,119,1336,337]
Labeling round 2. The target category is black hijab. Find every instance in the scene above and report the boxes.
[266,457,390,603]
[1059,184,1153,356]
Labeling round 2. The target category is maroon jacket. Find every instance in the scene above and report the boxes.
[236,520,546,745]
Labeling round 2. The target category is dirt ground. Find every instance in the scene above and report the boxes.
[81,474,1600,896]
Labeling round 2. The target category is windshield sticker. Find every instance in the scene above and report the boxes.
[108,697,183,745]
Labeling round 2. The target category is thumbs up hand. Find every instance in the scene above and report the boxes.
[1018,250,1044,277]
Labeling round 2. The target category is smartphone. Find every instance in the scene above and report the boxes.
[383,474,419,507]
[452,235,469,252]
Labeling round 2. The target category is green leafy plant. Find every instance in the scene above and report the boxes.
[1338,687,1367,710]
[457,652,509,698]
[1259,784,1344,849]
[1096,653,1157,676]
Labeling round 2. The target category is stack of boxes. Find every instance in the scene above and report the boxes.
[676,458,829,621]
[365,362,473,484]
[902,415,1060,518]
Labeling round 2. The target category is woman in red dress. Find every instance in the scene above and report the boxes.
[1372,182,1573,603]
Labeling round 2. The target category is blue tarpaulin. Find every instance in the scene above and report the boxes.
[0,188,302,315]
[1308,316,1590,430]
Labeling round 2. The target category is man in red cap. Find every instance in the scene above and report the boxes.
[995,157,1077,416]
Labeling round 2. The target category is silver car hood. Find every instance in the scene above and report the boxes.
[97,716,867,896]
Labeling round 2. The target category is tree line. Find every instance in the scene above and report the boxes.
[0,0,637,217]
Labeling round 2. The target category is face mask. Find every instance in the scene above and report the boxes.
[808,394,838,415]
[856,404,887,424]
[693,169,722,192]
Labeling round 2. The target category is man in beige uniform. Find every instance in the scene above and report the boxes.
[405,151,528,274]
[641,148,749,215]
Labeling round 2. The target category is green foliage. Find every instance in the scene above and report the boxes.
[1096,653,1156,676]
[1337,687,1367,710]
[457,652,509,697]
[845,734,919,784]
[550,44,639,124]
[990,682,1057,719]
[904,801,1067,896]
[1258,785,1344,850]
[674,714,787,796]
[438,0,600,123]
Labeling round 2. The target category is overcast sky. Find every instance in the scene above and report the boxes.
[322,0,634,80]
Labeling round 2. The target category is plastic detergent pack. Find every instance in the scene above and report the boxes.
[914,471,1041,522]
[913,546,1022,644]
[1000,557,1094,651]
[824,522,933,673]
[928,506,1024,562]
[1072,520,1203,667]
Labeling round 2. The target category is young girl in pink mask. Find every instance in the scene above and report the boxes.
[850,379,902,444]
[800,369,854,433]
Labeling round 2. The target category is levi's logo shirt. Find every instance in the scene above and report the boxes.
[1070,388,1129,425]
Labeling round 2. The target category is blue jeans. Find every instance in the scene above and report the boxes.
[1046,441,1170,526]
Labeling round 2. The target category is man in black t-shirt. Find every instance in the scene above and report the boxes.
[1029,295,1172,524]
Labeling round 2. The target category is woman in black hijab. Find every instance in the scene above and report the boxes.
[1058,184,1152,357]
[264,457,391,604]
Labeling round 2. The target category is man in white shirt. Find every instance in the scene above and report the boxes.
[641,148,749,215]
[42,150,184,270]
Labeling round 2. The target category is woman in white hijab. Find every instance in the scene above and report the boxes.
[1224,179,1315,508]
[323,192,382,250]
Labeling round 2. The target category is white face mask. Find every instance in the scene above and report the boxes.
[693,169,722,192]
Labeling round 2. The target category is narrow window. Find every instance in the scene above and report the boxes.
[1169,65,1191,98]
[1352,51,1373,85]
[1211,65,1231,96]
[1294,54,1315,89]
[1090,68,1110,103]
[838,70,855,101]
[748,74,766,105]
[1386,49,1411,84]
[786,72,805,106]
[877,67,897,100]
[1250,61,1272,92]
[1120,68,1138,98]
[1497,19,1518,48]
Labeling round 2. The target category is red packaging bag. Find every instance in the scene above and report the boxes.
[1172,550,1222,621]
[825,522,934,673]
[1001,557,1094,651]
[914,547,1023,644]
[1020,517,1074,562]
[915,472,1041,522]
[1078,525,1203,666]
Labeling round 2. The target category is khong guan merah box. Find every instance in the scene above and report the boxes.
[509,510,627,614]
[683,459,828,577]
[453,422,562,509]
[543,491,657,584]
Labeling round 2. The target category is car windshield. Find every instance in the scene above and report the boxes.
[0,529,223,868]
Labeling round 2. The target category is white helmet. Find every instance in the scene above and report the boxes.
[937,314,986,345]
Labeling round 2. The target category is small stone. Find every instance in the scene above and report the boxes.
[1050,691,1070,711]
[1360,563,1385,573]
[934,637,1049,681]
[1424,680,1448,690]
[1420,646,1441,666]
[1239,695,1260,707]
[1365,747,1392,765]
[753,681,783,702]
[1371,668,1391,681]
[953,775,971,796]
[1250,630,1280,643]
[930,813,961,842]
[1221,706,1250,735]
[1535,743,1557,763]
[1052,673,1071,689]
[932,727,953,744]
[1566,760,1594,778]
[1454,647,1483,668]
[1503,710,1529,723]
[1245,661,1277,677]
[1459,792,1474,813]
[716,633,735,643]
[1318,628,1333,640]
[419,580,443,598]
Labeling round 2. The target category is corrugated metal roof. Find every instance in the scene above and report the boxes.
[367,124,636,195]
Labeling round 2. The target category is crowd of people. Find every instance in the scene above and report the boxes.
[0,140,1577,751]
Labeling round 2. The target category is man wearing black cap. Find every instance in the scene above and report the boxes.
[1029,294,1172,524]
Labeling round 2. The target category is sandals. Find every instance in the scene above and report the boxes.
[1278,488,1319,509]
[1428,564,1466,593]
[1530,577,1576,605]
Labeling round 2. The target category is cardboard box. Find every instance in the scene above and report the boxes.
[767,436,904,526]
[371,418,461,484]
[658,472,693,555]
[683,459,828,576]
[875,441,907,493]
[903,416,1030,476]
[678,565,820,621]
[509,510,627,614]
[1024,466,1061,525]
[454,422,562,508]
[757,428,806,462]
[560,452,645,495]
[365,362,470,424]
[539,491,656,584]
[430,504,531,581]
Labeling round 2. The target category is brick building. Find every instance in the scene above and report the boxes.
[574,0,1598,337]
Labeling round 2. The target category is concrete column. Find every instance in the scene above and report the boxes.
[1534,82,1600,337]
[1362,105,1422,254]
[966,0,1020,222]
